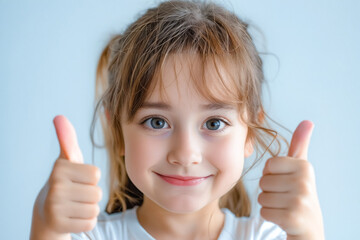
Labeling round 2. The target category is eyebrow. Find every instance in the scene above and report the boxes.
[140,101,236,111]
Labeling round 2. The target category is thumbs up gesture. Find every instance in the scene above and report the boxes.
[258,120,325,240]
[30,115,102,239]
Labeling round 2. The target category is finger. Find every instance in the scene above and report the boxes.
[258,192,290,209]
[260,173,293,192]
[288,120,314,160]
[53,115,84,164]
[57,159,101,185]
[58,216,97,233]
[68,183,102,204]
[260,207,289,229]
[263,157,308,175]
[65,202,100,219]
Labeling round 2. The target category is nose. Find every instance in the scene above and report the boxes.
[167,128,202,166]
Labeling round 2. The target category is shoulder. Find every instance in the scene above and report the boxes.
[219,208,287,240]
[71,206,153,240]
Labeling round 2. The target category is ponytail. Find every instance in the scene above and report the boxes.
[95,35,121,102]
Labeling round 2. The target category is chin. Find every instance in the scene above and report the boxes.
[154,195,211,214]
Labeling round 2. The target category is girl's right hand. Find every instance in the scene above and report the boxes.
[30,115,102,239]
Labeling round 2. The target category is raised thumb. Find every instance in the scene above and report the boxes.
[53,115,84,164]
[288,120,314,160]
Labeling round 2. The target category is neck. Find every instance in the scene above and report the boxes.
[137,197,225,240]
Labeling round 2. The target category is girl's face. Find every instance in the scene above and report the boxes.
[121,53,253,214]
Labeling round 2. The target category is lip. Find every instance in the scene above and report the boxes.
[155,172,212,186]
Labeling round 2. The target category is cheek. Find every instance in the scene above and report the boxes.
[206,131,246,177]
[123,128,165,183]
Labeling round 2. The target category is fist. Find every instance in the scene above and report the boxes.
[258,120,324,240]
[38,115,102,234]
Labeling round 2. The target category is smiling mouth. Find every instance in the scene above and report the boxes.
[155,172,212,186]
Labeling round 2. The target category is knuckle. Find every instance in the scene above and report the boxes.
[96,186,103,202]
[89,166,101,183]
[93,204,100,217]
[305,163,315,177]
[259,207,268,220]
[259,177,266,190]
[93,167,101,182]
[299,161,313,174]
[86,204,100,218]
[297,179,312,194]
[268,157,278,164]
[83,218,97,232]
[257,193,263,204]
[291,195,306,209]
[266,157,275,169]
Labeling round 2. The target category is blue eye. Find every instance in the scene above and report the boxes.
[144,117,169,129]
[204,119,227,131]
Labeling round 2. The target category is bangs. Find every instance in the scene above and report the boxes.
[123,50,250,124]
[143,51,246,112]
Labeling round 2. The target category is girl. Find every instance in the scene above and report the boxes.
[30,0,324,239]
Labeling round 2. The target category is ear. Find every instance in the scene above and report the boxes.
[244,129,254,158]
[244,138,254,158]
[241,111,255,158]
[258,108,265,124]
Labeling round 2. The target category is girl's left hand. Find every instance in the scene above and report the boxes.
[258,120,325,240]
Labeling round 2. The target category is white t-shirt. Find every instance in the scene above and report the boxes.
[71,206,286,240]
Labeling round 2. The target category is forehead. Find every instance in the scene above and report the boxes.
[147,52,240,105]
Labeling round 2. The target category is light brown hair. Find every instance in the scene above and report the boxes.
[91,0,287,217]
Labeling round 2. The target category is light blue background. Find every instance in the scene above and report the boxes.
[1,0,359,239]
